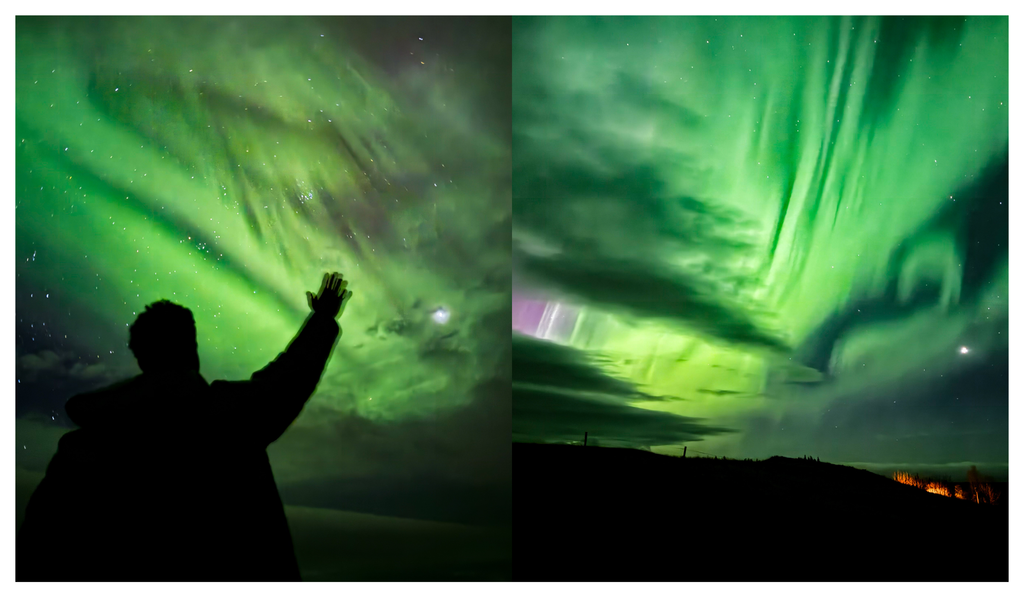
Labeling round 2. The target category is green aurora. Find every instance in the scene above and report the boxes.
[512,16,1008,477]
[16,16,511,579]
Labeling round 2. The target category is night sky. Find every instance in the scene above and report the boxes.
[15,16,511,579]
[11,13,1014,580]
[512,16,1008,481]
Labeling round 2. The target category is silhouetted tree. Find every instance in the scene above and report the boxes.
[966,465,1001,505]
[967,465,982,504]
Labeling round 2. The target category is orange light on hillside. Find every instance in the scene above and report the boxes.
[925,482,952,497]
[893,471,925,489]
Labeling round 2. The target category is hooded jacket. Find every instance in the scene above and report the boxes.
[16,311,340,581]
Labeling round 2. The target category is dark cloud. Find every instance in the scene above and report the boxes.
[697,389,748,396]
[17,350,117,384]
[511,334,732,447]
[15,347,135,422]
[513,384,731,448]
[512,333,654,400]
[516,253,787,351]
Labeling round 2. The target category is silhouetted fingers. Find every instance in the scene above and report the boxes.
[318,273,330,296]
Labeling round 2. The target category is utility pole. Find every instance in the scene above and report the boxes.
[583,432,588,447]
[683,446,687,458]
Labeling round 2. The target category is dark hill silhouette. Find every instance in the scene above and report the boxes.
[513,443,1007,581]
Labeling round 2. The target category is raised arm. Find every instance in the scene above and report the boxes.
[215,272,352,446]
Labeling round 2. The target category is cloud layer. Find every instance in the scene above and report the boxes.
[512,334,731,447]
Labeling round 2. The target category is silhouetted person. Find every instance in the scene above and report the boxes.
[16,272,352,581]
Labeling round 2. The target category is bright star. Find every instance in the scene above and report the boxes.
[432,308,450,324]
[960,346,969,354]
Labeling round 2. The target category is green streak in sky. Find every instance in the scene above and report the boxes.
[17,17,510,422]
[513,16,1008,442]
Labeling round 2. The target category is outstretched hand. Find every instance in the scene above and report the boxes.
[306,272,352,320]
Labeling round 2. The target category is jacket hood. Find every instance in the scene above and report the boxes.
[64,371,211,429]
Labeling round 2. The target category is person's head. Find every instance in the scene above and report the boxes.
[128,300,200,374]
